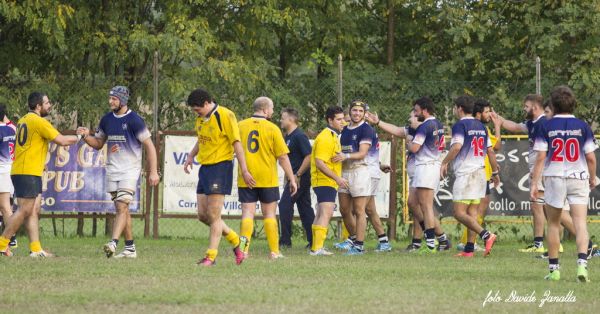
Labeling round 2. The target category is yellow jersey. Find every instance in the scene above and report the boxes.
[11,112,60,176]
[237,116,289,188]
[311,127,342,188]
[194,105,241,165]
[484,126,498,180]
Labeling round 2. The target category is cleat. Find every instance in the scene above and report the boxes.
[475,244,485,252]
[418,246,437,255]
[544,270,560,281]
[196,257,215,266]
[592,249,600,258]
[9,239,17,249]
[577,265,590,283]
[29,250,55,258]
[233,236,248,265]
[559,243,564,253]
[456,243,465,251]
[0,248,13,257]
[375,242,392,252]
[103,241,117,258]
[405,244,421,253]
[269,252,284,259]
[536,252,549,259]
[454,251,474,258]
[345,246,364,256]
[437,239,452,251]
[114,250,137,259]
[519,244,545,253]
[587,243,596,260]
[310,248,334,256]
[334,239,353,250]
[484,234,497,257]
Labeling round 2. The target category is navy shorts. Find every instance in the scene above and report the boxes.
[11,175,42,198]
[238,187,280,203]
[313,186,337,203]
[197,161,233,195]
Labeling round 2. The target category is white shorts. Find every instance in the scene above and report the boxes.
[370,178,380,196]
[0,172,14,194]
[338,167,371,197]
[106,179,138,193]
[412,163,441,190]
[542,177,589,209]
[452,169,486,201]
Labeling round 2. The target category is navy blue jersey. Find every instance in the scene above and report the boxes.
[412,117,444,165]
[284,127,312,176]
[340,121,374,168]
[0,121,16,174]
[533,114,597,179]
[95,110,151,180]
[524,115,547,170]
[450,117,491,175]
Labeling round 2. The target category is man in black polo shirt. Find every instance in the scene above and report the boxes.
[278,108,314,248]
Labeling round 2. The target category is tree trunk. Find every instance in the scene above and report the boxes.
[386,0,395,66]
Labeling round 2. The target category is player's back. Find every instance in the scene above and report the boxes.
[526,115,547,170]
[11,113,59,176]
[238,116,289,188]
[451,117,488,175]
[536,115,596,179]
[413,117,444,165]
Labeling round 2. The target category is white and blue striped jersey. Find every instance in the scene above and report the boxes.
[412,117,444,165]
[522,115,547,171]
[340,121,374,169]
[0,121,16,174]
[95,110,151,180]
[533,114,597,179]
[450,117,491,175]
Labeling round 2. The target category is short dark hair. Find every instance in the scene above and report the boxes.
[0,104,6,120]
[414,96,435,115]
[543,99,551,109]
[28,92,46,110]
[187,88,213,107]
[454,95,475,114]
[523,94,544,107]
[282,107,299,122]
[550,85,576,114]
[325,106,344,121]
[473,98,491,116]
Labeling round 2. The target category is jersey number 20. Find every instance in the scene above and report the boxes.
[551,138,579,162]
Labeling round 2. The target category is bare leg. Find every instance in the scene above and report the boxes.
[338,193,356,236]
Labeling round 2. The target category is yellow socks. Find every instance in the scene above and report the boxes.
[240,218,254,252]
[225,229,241,248]
[311,225,328,252]
[205,248,218,261]
[341,222,350,240]
[30,241,42,253]
[0,236,9,252]
[264,218,279,254]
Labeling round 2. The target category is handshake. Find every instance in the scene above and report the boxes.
[76,126,91,141]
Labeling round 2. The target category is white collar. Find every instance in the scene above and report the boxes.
[423,116,436,122]
[531,115,544,123]
[553,114,575,118]
[460,116,475,120]
[346,120,365,130]
[112,109,132,118]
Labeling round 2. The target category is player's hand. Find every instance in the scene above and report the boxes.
[183,157,194,174]
[380,164,391,173]
[365,112,379,125]
[76,127,90,137]
[148,171,160,186]
[242,170,256,188]
[336,177,350,190]
[331,153,346,163]
[440,163,448,178]
[289,178,298,196]
[294,174,301,188]
[492,174,500,188]
[530,183,538,202]
[408,116,421,130]
[590,176,597,189]
[490,110,502,127]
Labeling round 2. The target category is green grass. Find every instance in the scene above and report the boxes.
[0,237,599,313]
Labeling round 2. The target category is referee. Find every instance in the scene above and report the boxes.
[278,108,314,248]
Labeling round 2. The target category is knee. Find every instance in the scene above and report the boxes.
[197,211,209,224]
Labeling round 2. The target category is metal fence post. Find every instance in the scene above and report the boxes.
[337,54,343,107]
[536,56,541,94]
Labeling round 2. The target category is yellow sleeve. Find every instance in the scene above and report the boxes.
[223,110,241,144]
[37,117,60,141]
[272,126,289,157]
[314,134,332,162]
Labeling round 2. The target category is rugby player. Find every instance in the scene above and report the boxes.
[0,104,17,249]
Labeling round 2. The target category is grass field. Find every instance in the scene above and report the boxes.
[0,236,598,314]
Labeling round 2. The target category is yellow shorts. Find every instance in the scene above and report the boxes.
[454,199,481,205]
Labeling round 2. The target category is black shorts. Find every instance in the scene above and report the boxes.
[196,161,233,195]
[11,175,42,198]
[238,187,280,203]
[313,186,337,203]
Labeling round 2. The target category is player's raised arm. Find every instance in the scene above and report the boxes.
[365,112,407,138]
[78,127,107,150]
